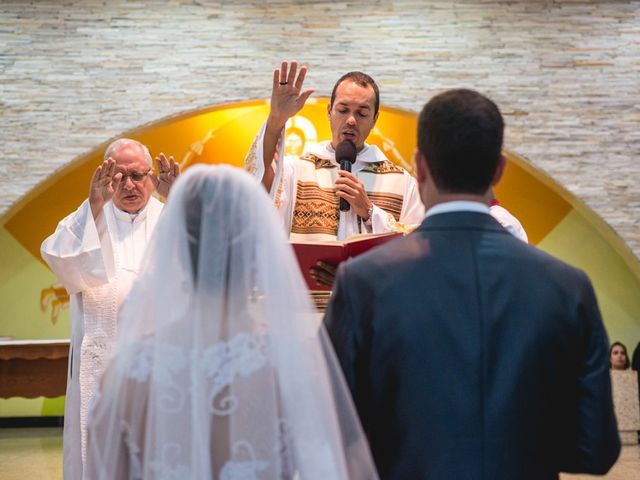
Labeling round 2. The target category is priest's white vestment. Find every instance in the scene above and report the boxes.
[245,123,426,242]
[41,196,163,480]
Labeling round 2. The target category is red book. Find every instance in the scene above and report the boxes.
[291,232,402,291]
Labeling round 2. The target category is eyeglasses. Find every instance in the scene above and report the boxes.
[119,169,150,183]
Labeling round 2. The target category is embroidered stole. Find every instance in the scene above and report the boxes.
[289,153,405,242]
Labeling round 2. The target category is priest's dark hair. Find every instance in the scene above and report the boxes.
[330,71,380,118]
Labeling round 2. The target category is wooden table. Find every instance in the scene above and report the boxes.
[0,340,69,398]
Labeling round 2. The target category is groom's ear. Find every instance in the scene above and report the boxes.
[491,153,507,186]
[415,149,428,184]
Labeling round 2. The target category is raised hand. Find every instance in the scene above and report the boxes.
[150,153,180,199]
[89,158,122,219]
[267,60,315,133]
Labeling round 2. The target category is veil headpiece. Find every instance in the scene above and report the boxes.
[86,165,378,479]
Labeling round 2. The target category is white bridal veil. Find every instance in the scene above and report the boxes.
[85,165,378,479]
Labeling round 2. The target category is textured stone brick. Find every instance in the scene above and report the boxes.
[0,0,639,257]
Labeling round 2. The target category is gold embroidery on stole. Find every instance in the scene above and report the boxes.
[292,155,405,236]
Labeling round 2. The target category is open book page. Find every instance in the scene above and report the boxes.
[291,232,402,291]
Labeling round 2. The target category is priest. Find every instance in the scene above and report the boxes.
[244,60,426,242]
[40,138,179,480]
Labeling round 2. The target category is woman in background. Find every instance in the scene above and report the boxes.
[610,341,630,370]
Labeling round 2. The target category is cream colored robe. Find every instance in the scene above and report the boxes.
[489,204,529,243]
[245,123,425,242]
[40,196,163,480]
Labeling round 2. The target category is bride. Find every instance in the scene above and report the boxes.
[85,164,378,479]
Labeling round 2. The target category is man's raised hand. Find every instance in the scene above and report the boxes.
[267,60,315,133]
[151,153,180,199]
[89,158,122,219]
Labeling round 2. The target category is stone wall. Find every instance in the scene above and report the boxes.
[1,0,639,257]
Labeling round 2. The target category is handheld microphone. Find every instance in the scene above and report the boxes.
[335,140,357,212]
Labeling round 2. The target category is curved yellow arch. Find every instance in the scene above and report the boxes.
[1,98,639,351]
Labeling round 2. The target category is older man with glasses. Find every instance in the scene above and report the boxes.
[41,138,179,480]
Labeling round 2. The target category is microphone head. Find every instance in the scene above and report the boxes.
[335,140,357,165]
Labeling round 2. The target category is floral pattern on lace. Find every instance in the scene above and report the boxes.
[121,340,187,412]
[219,441,269,480]
[118,331,270,416]
[201,331,270,415]
[120,340,187,384]
[149,443,192,480]
[123,339,155,382]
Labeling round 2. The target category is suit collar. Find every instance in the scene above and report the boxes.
[425,200,490,218]
[416,210,506,234]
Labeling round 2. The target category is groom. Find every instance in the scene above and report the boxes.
[324,89,620,479]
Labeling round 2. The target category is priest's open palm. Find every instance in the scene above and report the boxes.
[150,153,180,199]
[267,60,315,129]
[89,158,122,219]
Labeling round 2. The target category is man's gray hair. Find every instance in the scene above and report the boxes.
[103,138,153,166]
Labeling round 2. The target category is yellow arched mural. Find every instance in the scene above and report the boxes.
[2,98,639,415]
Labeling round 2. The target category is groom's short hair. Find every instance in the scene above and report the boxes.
[417,89,504,195]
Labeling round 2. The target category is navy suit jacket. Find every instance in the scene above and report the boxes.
[324,211,620,480]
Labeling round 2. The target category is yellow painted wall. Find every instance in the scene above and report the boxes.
[1,99,639,416]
